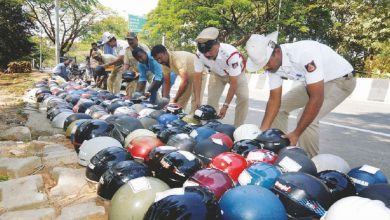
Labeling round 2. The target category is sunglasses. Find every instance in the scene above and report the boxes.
[197,40,216,54]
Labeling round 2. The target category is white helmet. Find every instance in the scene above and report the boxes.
[78,136,122,166]
[101,32,115,45]
[233,124,262,142]
[138,108,156,118]
[312,154,351,174]
[124,129,156,148]
[321,196,390,220]
[246,31,278,72]
[114,106,137,115]
[51,112,73,128]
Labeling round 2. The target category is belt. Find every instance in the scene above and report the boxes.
[343,72,355,78]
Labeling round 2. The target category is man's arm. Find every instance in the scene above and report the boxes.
[286,80,324,145]
[162,72,171,98]
[104,55,124,67]
[260,86,282,131]
[172,70,189,103]
[218,75,238,118]
[193,72,203,108]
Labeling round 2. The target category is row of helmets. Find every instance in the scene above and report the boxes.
[34,78,390,220]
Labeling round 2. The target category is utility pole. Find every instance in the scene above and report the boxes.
[277,0,282,32]
[55,0,60,64]
[39,26,43,71]
[162,33,165,46]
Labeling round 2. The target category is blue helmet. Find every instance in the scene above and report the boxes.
[238,162,282,189]
[347,165,388,193]
[220,185,287,220]
[317,170,356,203]
[190,126,216,143]
[157,113,179,127]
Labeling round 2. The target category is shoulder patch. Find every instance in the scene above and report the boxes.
[305,61,316,73]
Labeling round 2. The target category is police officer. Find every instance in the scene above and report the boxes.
[100,32,128,94]
[246,32,356,157]
[151,44,207,114]
[193,27,249,127]
[122,32,151,97]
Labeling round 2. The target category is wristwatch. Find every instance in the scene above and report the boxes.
[223,103,229,108]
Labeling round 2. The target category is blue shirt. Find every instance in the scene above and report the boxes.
[138,53,163,82]
[52,63,70,81]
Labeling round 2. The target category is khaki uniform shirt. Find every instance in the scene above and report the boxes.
[123,42,150,72]
[162,51,197,77]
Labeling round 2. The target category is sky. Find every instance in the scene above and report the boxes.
[99,0,159,18]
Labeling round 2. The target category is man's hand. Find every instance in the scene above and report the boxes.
[283,131,300,146]
[144,91,151,98]
[218,106,228,119]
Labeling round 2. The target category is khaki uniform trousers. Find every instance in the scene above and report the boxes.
[125,72,154,97]
[177,73,207,114]
[207,73,249,127]
[107,65,123,94]
[272,76,356,158]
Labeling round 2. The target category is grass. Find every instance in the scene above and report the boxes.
[0,175,9,182]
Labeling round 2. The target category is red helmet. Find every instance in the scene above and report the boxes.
[209,152,248,183]
[246,149,278,165]
[80,93,91,99]
[127,136,164,161]
[184,168,234,200]
[209,133,233,149]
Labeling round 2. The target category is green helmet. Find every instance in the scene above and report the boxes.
[182,114,201,125]
[109,177,170,220]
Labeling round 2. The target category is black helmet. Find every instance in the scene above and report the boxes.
[164,103,183,115]
[255,128,290,153]
[107,115,143,144]
[272,172,332,218]
[47,107,73,121]
[97,160,151,200]
[145,186,221,220]
[231,139,262,157]
[122,71,137,82]
[37,93,51,103]
[77,100,96,113]
[317,170,357,203]
[194,105,218,120]
[157,126,186,143]
[65,94,81,106]
[275,150,317,175]
[107,100,130,114]
[278,146,308,157]
[155,151,203,187]
[193,139,229,165]
[214,124,236,141]
[86,147,133,183]
[359,184,390,208]
[85,104,106,116]
[146,146,178,173]
[73,119,115,152]
[149,124,166,134]
[167,133,196,152]
[95,65,106,76]
[63,113,92,131]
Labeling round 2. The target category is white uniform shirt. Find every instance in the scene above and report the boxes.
[194,43,244,77]
[112,40,128,57]
[268,40,354,90]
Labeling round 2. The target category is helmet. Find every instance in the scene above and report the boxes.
[278,146,308,157]
[149,124,166,134]
[85,147,132,182]
[209,133,233,149]
[51,112,73,128]
[124,129,156,148]
[359,184,390,208]
[155,151,203,187]
[182,123,202,134]
[63,113,92,131]
[181,114,201,125]
[97,160,151,200]
[107,115,143,144]
[203,119,222,129]
[48,107,73,121]
[193,105,218,120]
[275,150,317,175]
[231,139,262,156]
[145,186,221,220]
[157,113,179,126]
[255,128,290,153]
[149,109,166,120]
[73,119,115,152]
[138,108,155,118]
[246,149,278,165]
[146,146,178,172]
[165,103,182,115]
[238,163,282,189]
[113,106,138,116]
[246,32,279,72]
[157,126,186,143]
[121,71,136,82]
[139,116,159,129]
[167,133,196,152]
[65,94,80,106]
[76,100,95,113]
[220,185,287,220]
[127,136,164,161]
[166,119,187,128]
[317,170,357,203]
[214,123,235,141]
[95,65,106,76]
[131,103,146,113]
[312,154,351,174]
[107,100,130,114]
[190,127,216,143]
[209,152,248,183]
[233,124,261,142]
[101,31,115,45]
[193,139,229,165]
[347,165,388,193]
[272,172,332,218]
[78,136,122,166]
[85,105,105,116]
[321,196,390,220]
[109,177,170,220]
[155,97,170,109]
[184,168,234,200]
[67,119,89,140]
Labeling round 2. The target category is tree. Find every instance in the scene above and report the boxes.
[25,0,103,56]
[0,0,36,69]
[82,15,129,43]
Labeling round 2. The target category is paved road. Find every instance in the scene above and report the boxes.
[201,89,390,177]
